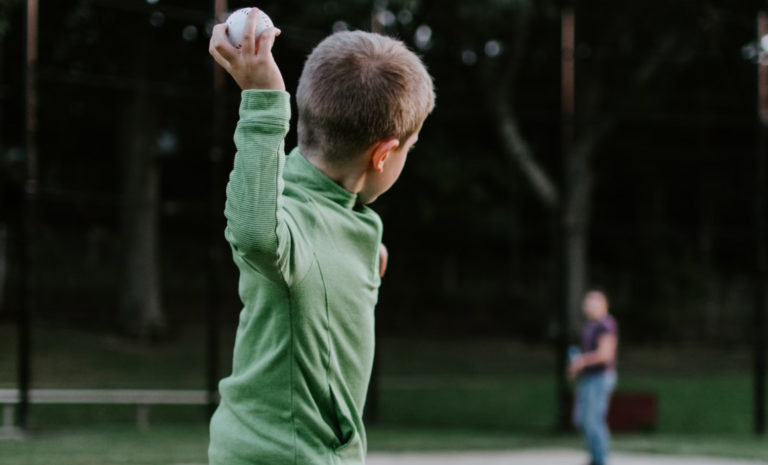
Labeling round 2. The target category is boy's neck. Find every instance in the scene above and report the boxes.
[302,151,367,195]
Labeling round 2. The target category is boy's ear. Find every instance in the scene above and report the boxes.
[370,138,400,173]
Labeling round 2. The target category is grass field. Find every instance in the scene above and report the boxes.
[2,425,767,465]
[0,324,765,463]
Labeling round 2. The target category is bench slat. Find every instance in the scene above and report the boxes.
[0,389,216,405]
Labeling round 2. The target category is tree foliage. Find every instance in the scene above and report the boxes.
[0,0,762,342]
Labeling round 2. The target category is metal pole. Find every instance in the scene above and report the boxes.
[371,4,382,34]
[25,1,38,187]
[557,4,575,432]
[18,0,39,431]
[754,11,768,437]
[206,0,227,418]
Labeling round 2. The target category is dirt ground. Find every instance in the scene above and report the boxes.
[367,450,768,465]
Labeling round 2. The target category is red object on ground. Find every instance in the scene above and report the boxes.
[567,391,658,432]
[608,392,658,431]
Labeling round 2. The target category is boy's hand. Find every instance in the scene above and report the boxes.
[379,244,389,278]
[209,10,285,91]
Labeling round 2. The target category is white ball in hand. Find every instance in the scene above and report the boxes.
[226,7,274,49]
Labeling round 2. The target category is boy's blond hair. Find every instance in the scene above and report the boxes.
[296,31,435,163]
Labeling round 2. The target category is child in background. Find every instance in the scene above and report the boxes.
[569,289,619,465]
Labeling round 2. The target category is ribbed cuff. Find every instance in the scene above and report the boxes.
[240,90,291,116]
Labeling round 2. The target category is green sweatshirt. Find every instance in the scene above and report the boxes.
[208,90,383,465]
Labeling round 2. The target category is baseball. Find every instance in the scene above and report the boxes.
[225,7,274,49]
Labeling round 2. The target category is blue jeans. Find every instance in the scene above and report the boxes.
[573,370,617,465]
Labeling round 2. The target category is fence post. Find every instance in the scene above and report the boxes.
[206,0,228,419]
[754,10,768,437]
[556,3,575,432]
[18,0,40,432]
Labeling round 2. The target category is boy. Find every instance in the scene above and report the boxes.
[568,289,619,465]
[207,11,434,465]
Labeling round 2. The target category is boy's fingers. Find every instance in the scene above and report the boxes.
[240,8,261,56]
[209,46,231,71]
[210,23,238,61]
[256,27,280,58]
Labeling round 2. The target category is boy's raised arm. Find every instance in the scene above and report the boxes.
[225,91,291,282]
[210,13,295,282]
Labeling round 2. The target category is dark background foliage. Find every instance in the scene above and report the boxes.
[0,0,764,344]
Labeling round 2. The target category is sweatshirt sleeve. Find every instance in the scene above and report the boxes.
[224,90,295,283]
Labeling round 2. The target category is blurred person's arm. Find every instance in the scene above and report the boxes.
[568,334,617,378]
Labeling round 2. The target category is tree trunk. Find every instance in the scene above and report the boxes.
[118,34,165,337]
[497,109,559,209]
[496,101,606,337]
[0,223,6,312]
[563,149,592,336]
[120,136,164,336]
[0,21,7,314]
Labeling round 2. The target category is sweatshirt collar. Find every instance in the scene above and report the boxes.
[285,148,359,209]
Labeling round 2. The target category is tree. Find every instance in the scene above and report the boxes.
[118,31,165,337]
[418,0,748,336]
[0,0,21,314]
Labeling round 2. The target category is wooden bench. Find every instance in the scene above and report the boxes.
[0,389,217,431]
[608,391,657,431]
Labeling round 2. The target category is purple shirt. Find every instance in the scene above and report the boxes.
[581,314,618,375]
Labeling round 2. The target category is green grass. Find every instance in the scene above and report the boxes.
[369,427,581,451]
[371,429,768,462]
[0,324,764,463]
[372,372,754,434]
[373,338,755,434]
[0,425,210,465]
[2,425,767,465]
[621,374,753,433]
[612,434,768,461]
[0,327,755,433]
[0,325,221,389]
[377,375,556,431]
